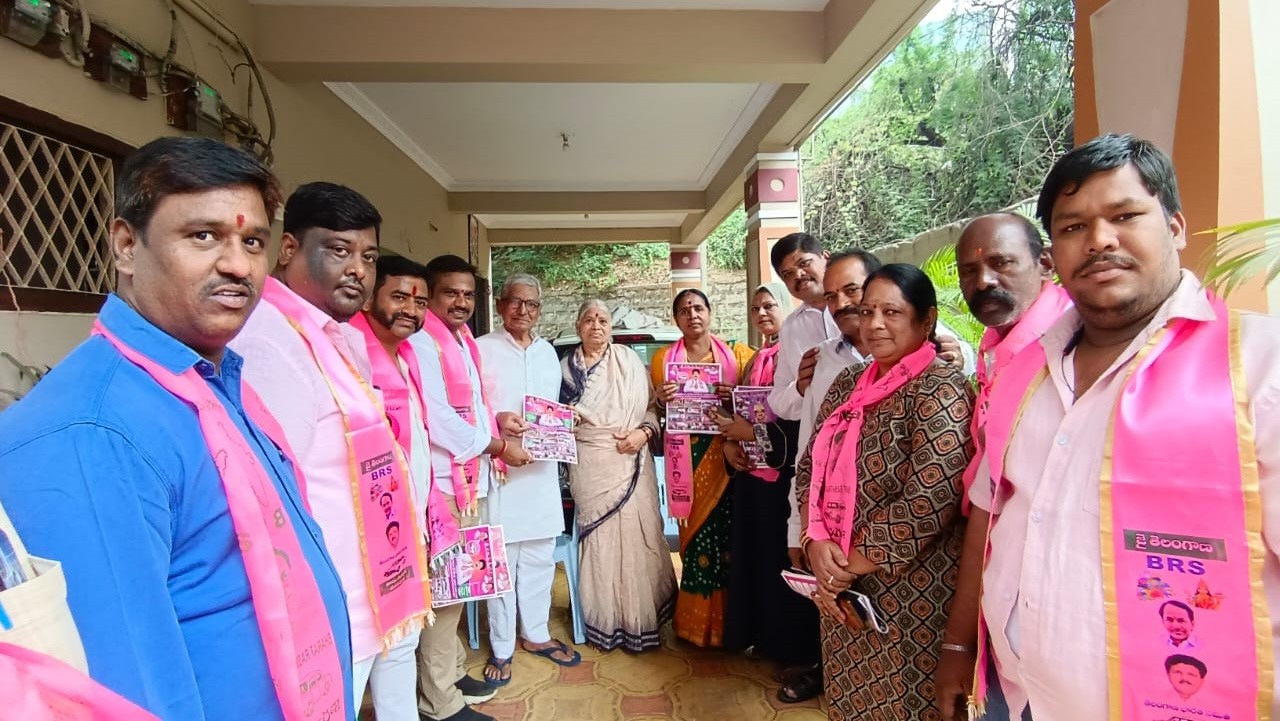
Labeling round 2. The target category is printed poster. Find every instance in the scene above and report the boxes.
[521,395,577,464]
[429,524,511,607]
[733,386,774,469]
[665,362,722,434]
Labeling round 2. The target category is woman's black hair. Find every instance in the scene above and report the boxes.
[671,288,711,318]
[863,263,940,351]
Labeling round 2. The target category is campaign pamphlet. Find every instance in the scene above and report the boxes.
[732,386,775,469]
[780,569,888,634]
[429,524,512,607]
[521,395,577,464]
[665,362,722,434]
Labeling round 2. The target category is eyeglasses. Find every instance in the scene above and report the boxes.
[505,298,542,310]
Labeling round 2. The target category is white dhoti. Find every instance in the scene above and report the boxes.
[486,536,557,658]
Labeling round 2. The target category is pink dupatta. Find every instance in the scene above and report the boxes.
[417,310,507,515]
[349,312,461,567]
[261,278,434,649]
[0,642,159,720]
[93,322,345,721]
[805,343,937,554]
[664,335,739,519]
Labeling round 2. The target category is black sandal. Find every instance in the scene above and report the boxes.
[777,667,823,704]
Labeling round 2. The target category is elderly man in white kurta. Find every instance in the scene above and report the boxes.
[476,274,581,685]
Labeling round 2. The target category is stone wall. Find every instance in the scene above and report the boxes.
[536,268,750,342]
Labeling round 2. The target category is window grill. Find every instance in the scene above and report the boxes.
[0,121,115,297]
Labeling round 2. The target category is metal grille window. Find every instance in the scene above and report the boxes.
[1,120,115,302]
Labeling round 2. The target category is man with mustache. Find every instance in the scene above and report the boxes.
[409,254,531,721]
[953,134,1280,720]
[0,138,352,719]
[233,183,434,721]
[935,213,1070,719]
[475,273,580,686]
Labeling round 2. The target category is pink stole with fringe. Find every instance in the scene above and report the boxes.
[0,642,160,720]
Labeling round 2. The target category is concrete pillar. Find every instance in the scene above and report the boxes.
[669,246,704,300]
[743,151,802,345]
[1074,0,1279,312]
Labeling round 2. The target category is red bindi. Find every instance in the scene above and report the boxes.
[236,214,245,228]
[411,284,419,295]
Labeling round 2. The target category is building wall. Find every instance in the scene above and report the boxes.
[0,0,464,398]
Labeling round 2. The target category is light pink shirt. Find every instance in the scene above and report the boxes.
[970,271,1280,719]
[230,288,388,663]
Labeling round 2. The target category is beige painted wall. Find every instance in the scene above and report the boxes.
[0,0,464,388]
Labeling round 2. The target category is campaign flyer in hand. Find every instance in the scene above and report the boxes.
[430,524,512,607]
[665,362,722,434]
[521,394,577,464]
[732,386,774,469]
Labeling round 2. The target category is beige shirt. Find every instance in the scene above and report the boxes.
[969,271,1280,719]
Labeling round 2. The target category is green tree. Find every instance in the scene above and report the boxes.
[802,0,1074,250]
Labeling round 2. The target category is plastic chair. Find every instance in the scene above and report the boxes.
[464,512,585,650]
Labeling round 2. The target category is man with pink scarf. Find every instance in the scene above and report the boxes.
[408,254,531,721]
[232,183,433,721]
[947,135,1280,721]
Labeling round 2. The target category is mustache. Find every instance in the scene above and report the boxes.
[1076,253,1136,278]
[833,306,859,320]
[969,287,1016,309]
[391,312,419,324]
[202,278,255,297]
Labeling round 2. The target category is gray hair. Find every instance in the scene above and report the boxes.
[576,298,610,325]
[500,273,542,299]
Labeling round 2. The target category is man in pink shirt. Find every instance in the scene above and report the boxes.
[934,212,1070,719]
[232,183,431,721]
[951,135,1280,721]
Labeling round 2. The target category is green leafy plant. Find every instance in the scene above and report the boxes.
[920,243,985,350]
[1199,218,1280,296]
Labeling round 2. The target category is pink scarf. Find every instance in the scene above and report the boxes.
[665,334,739,519]
[961,282,1071,513]
[261,278,435,649]
[747,343,780,482]
[349,312,461,566]
[93,322,345,721]
[417,310,507,514]
[0,642,159,720]
[805,343,937,554]
[976,293,1268,718]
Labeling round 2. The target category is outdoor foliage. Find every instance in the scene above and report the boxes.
[1201,218,1280,296]
[492,242,668,290]
[801,0,1074,252]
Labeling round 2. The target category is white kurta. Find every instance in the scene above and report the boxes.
[408,325,494,501]
[475,329,564,544]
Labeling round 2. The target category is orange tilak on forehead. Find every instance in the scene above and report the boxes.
[236,214,245,228]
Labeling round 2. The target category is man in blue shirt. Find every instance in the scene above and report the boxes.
[0,137,353,720]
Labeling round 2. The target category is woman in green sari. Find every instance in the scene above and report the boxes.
[650,288,753,647]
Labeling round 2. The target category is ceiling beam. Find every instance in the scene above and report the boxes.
[449,191,706,214]
[488,227,680,246]
[253,6,824,83]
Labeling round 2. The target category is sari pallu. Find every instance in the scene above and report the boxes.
[650,339,752,649]
[564,344,675,652]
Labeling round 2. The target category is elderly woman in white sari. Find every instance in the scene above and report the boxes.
[561,299,677,652]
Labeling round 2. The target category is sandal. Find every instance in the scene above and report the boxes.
[483,656,512,687]
[521,639,582,667]
[777,667,823,704]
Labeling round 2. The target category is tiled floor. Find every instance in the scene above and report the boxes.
[362,567,827,720]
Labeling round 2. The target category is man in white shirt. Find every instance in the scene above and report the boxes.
[766,233,837,423]
[476,273,581,686]
[409,255,531,721]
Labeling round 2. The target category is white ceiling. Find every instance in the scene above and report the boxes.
[476,212,688,229]
[254,1,826,9]
[330,82,779,192]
